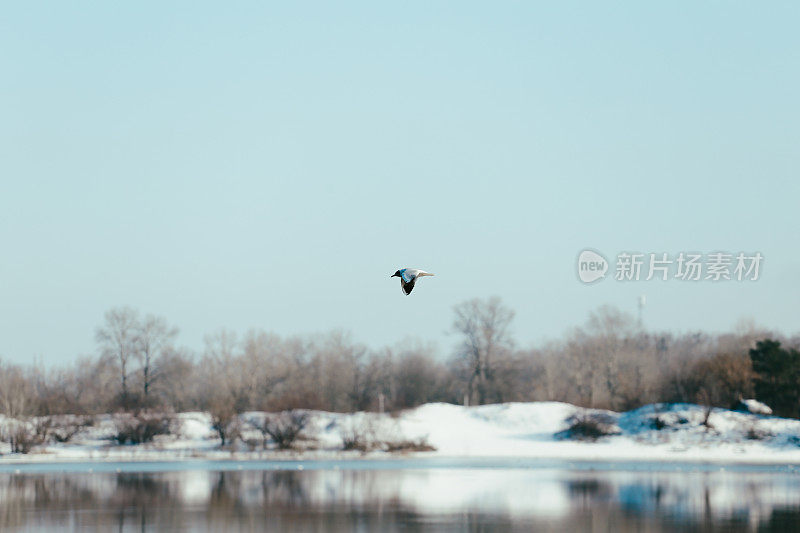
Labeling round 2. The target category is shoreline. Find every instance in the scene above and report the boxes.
[3,449,800,470]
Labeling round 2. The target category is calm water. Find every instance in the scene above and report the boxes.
[1,458,799,531]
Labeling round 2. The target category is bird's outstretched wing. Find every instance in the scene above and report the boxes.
[401,278,416,295]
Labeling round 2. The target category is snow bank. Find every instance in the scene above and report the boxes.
[2,402,800,465]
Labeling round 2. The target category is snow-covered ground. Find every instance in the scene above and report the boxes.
[2,401,800,464]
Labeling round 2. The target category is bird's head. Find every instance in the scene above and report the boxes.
[391,270,402,278]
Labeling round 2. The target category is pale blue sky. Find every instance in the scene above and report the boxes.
[2,3,799,364]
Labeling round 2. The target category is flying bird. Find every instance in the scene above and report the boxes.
[390,268,435,295]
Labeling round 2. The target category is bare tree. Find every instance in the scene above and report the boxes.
[304,332,369,412]
[390,343,444,409]
[202,329,250,411]
[452,297,515,405]
[0,362,34,417]
[95,307,139,408]
[153,347,197,411]
[135,315,178,402]
[553,306,657,410]
[70,354,119,414]
[239,330,294,410]
[7,301,795,419]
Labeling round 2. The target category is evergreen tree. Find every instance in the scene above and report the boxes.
[749,339,800,418]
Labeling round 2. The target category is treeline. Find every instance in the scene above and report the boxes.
[1,299,799,419]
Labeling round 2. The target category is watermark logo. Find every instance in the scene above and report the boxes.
[577,249,609,284]
[578,249,763,284]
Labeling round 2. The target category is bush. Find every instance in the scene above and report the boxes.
[1,416,95,452]
[557,412,621,441]
[51,415,92,443]
[650,412,691,431]
[340,418,381,452]
[113,412,173,445]
[341,426,370,452]
[339,417,431,453]
[384,438,436,453]
[745,423,772,440]
[33,416,53,444]
[0,420,43,454]
[651,416,668,430]
[255,411,308,450]
[243,438,261,451]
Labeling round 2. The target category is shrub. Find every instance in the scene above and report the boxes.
[48,415,93,443]
[255,411,308,450]
[1,416,95,452]
[557,412,621,441]
[33,416,53,444]
[745,423,772,440]
[0,420,44,454]
[52,424,81,443]
[651,416,669,430]
[113,412,173,445]
[384,438,436,453]
[244,438,261,452]
[341,426,370,452]
[340,418,381,452]
[339,417,430,453]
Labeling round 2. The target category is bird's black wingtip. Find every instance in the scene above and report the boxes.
[402,279,415,295]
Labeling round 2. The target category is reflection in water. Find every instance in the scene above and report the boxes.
[0,464,799,531]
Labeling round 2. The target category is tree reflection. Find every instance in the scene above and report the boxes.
[0,467,798,531]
